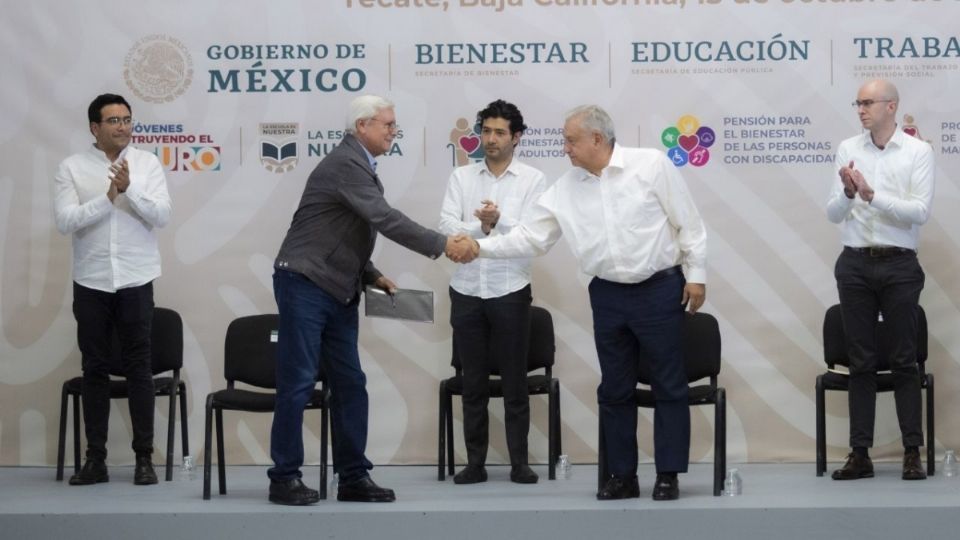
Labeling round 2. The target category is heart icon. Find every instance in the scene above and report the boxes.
[678,135,699,152]
[459,135,481,154]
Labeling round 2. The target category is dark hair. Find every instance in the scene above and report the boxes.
[87,94,132,123]
[476,99,527,137]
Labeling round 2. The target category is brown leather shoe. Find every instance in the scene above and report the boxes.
[902,450,927,480]
[832,453,874,480]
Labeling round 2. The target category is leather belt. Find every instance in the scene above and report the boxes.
[644,265,683,283]
[844,246,915,257]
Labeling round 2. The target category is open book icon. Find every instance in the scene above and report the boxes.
[262,141,296,161]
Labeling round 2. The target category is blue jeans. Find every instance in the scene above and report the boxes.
[269,269,373,484]
[590,270,690,476]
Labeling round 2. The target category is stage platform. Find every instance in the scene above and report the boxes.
[3,463,959,540]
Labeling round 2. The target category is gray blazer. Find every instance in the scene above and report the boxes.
[275,134,446,304]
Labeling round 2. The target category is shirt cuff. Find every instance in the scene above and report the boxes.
[684,267,707,284]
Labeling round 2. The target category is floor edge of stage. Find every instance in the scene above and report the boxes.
[4,463,959,540]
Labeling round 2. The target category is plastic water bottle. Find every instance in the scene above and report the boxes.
[556,454,571,480]
[329,472,339,493]
[943,450,958,477]
[179,455,196,481]
[723,468,742,496]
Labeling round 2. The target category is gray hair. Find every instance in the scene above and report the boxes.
[345,95,394,134]
[566,105,616,146]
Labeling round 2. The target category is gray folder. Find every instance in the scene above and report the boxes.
[364,286,434,323]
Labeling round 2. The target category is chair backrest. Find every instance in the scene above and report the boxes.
[822,303,928,372]
[108,306,184,377]
[451,305,556,376]
[224,314,280,389]
[638,311,721,385]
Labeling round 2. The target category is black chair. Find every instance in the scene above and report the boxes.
[203,314,330,500]
[438,305,562,480]
[597,311,726,496]
[815,304,934,477]
[56,307,188,482]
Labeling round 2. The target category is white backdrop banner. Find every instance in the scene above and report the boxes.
[1,0,959,466]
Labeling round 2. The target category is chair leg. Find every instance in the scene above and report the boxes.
[72,393,81,474]
[815,376,826,477]
[216,408,227,494]
[548,379,558,480]
[597,416,606,492]
[320,400,329,499]
[926,374,935,477]
[56,385,69,481]
[555,382,562,459]
[445,389,455,476]
[714,388,726,496]
[179,382,190,458]
[203,396,213,500]
[438,382,446,481]
[165,376,177,481]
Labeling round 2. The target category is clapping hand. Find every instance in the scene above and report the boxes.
[473,199,500,235]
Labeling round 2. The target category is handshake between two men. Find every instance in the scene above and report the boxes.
[443,199,499,264]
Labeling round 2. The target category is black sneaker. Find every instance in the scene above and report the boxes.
[69,459,109,485]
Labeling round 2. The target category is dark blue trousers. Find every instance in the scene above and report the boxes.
[589,271,689,477]
[269,269,373,484]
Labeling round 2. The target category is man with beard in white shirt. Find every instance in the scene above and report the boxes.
[439,100,547,485]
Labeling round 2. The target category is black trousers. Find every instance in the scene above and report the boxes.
[73,281,155,460]
[450,285,532,466]
[835,248,924,449]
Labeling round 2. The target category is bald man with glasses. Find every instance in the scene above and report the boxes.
[827,79,935,482]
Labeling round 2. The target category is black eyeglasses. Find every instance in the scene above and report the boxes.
[851,99,893,109]
[101,116,134,126]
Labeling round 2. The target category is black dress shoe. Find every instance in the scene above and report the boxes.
[902,451,927,480]
[134,455,158,485]
[68,459,109,485]
[454,465,488,485]
[832,453,874,480]
[510,464,539,484]
[337,476,396,502]
[596,475,640,500]
[652,474,679,501]
[269,478,321,506]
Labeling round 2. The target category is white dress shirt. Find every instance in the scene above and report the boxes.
[439,158,547,298]
[54,145,172,292]
[826,128,935,250]
[478,144,707,284]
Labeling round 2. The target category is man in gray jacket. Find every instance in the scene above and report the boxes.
[268,95,465,505]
